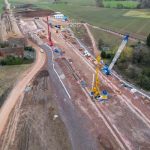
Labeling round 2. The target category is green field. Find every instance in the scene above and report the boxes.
[0,0,3,12]
[124,10,150,18]
[36,1,150,39]
[61,0,96,6]
[89,26,122,47]
[0,64,30,107]
[1,0,150,39]
[103,1,139,8]
[49,4,150,38]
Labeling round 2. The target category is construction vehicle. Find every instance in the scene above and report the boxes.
[40,49,44,53]
[90,55,108,100]
[47,16,53,46]
[102,34,129,75]
[54,25,61,29]
[83,50,91,57]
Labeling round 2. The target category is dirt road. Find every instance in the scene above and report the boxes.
[71,23,145,42]
[84,23,99,56]
[0,41,46,135]
[0,69,71,150]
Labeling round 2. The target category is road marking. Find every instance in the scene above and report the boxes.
[45,43,71,99]
[53,64,71,99]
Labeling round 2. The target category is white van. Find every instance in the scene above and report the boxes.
[40,49,44,53]
[83,50,91,57]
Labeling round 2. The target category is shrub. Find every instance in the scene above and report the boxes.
[98,38,104,50]
[24,46,35,52]
[146,33,150,47]
[101,51,106,58]
[0,56,34,65]
[137,74,150,90]
[116,3,124,9]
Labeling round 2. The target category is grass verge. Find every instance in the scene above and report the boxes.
[0,64,31,107]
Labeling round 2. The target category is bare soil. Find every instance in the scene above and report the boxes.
[55,57,121,150]
[71,24,94,55]
[0,70,71,150]
[15,9,54,18]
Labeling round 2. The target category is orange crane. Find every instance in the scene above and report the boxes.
[47,16,53,46]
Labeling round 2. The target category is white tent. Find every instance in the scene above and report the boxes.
[53,14,64,19]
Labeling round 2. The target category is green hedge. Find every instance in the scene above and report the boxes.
[0,56,34,66]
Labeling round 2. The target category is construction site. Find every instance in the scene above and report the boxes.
[0,0,150,150]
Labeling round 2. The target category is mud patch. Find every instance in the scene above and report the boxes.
[15,9,54,18]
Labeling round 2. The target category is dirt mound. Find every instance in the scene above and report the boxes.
[16,9,54,18]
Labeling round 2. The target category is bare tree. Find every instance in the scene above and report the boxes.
[139,0,150,8]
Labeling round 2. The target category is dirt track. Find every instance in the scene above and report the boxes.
[0,41,46,136]
[0,70,71,150]
[84,23,99,56]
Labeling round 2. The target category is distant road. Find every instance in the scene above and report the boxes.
[70,23,145,43]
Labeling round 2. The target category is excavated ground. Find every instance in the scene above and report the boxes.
[15,9,54,18]
[0,70,71,150]
[56,57,120,150]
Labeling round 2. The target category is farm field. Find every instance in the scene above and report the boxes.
[0,64,31,107]
[103,0,139,8]
[49,4,149,39]
[0,0,3,12]
[33,3,150,39]
[89,26,122,47]
[0,0,149,39]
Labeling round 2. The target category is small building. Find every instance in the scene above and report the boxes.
[53,14,64,19]
[0,38,27,58]
[55,12,61,14]
[0,47,24,58]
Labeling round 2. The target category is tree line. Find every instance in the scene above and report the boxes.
[95,0,150,8]
[138,0,150,8]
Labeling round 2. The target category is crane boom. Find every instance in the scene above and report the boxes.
[91,55,108,100]
[108,35,129,71]
[92,55,101,98]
